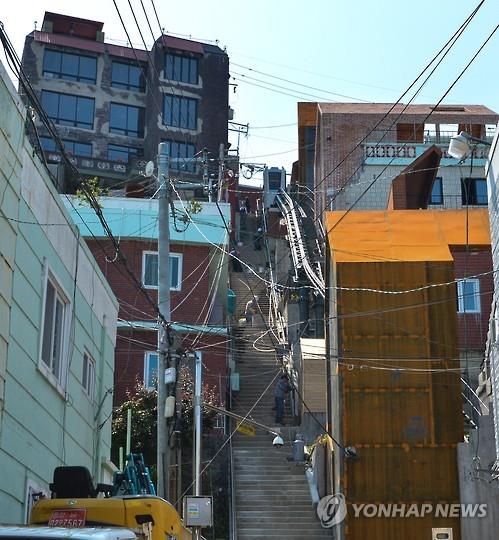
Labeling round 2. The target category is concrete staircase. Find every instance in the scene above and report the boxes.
[229,277,330,539]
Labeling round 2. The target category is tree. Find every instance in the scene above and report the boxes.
[111,366,220,468]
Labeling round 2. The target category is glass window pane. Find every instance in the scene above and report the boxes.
[170,256,179,289]
[59,94,77,123]
[164,95,172,125]
[43,50,61,75]
[165,55,174,80]
[145,353,158,387]
[127,106,139,135]
[82,354,88,388]
[61,53,78,80]
[181,57,190,83]
[144,253,158,287]
[128,65,140,89]
[173,56,182,81]
[188,99,196,129]
[180,98,188,128]
[112,62,129,88]
[430,178,443,205]
[189,58,198,84]
[110,103,127,133]
[52,297,64,377]
[42,281,55,367]
[172,97,180,126]
[79,56,97,83]
[41,91,59,118]
[76,97,94,128]
[476,179,487,205]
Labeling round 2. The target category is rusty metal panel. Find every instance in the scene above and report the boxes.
[335,259,462,540]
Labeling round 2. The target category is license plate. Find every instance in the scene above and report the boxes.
[48,509,86,527]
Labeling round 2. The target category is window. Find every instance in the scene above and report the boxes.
[43,49,97,84]
[164,139,196,172]
[163,94,197,130]
[165,53,198,85]
[108,144,143,163]
[109,103,145,137]
[142,251,182,291]
[82,352,95,398]
[430,177,443,205]
[461,178,487,206]
[41,90,94,130]
[41,273,69,384]
[144,352,158,389]
[457,279,481,313]
[39,136,92,157]
[111,61,146,92]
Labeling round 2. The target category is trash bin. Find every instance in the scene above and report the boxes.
[292,434,305,462]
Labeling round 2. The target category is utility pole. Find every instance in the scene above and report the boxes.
[217,143,224,202]
[192,351,203,540]
[157,142,171,500]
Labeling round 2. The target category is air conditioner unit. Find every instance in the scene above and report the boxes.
[432,528,453,540]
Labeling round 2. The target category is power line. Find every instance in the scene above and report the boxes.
[325,22,498,234]
[231,63,371,103]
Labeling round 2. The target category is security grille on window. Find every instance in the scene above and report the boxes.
[457,279,481,313]
[41,90,94,130]
[462,178,487,206]
[164,139,196,173]
[43,49,97,84]
[163,94,197,130]
[165,53,198,85]
[41,275,69,383]
[108,144,143,163]
[142,251,182,291]
[39,136,92,158]
[144,352,159,389]
[111,61,146,92]
[110,103,145,137]
[82,352,95,398]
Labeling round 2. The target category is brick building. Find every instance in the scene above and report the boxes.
[296,102,498,216]
[65,196,230,404]
[20,11,229,193]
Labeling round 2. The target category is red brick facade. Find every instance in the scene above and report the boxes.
[451,247,493,350]
[85,238,228,403]
[115,329,227,404]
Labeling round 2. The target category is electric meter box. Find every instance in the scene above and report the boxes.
[183,496,213,527]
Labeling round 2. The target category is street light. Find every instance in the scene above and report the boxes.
[448,131,492,161]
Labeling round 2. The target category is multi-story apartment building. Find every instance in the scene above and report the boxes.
[21,11,229,193]
[0,59,118,523]
[297,102,498,216]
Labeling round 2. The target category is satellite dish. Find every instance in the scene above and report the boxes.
[144,161,155,177]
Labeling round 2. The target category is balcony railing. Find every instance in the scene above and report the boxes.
[364,142,490,161]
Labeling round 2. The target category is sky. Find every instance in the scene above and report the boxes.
[1,0,498,185]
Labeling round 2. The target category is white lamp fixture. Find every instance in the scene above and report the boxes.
[448,131,492,161]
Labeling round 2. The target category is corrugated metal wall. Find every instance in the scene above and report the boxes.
[336,260,463,539]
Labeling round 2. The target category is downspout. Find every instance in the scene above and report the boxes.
[94,314,107,482]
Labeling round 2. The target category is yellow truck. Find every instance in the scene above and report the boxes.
[29,496,191,540]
